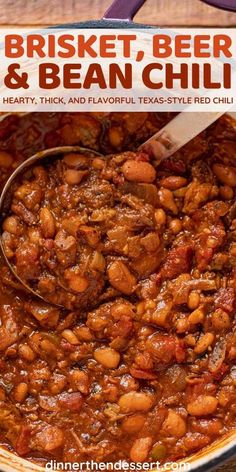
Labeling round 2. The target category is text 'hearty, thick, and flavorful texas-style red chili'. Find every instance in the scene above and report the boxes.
[0,111,235,467]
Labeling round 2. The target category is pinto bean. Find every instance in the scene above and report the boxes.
[218,388,234,407]
[69,370,89,394]
[122,414,146,434]
[194,333,215,355]
[188,307,205,324]
[2,216,21,235]
[0,151,13,168]
[122,160,156,183]
[169,219,182,234]
[188,292,200,310]
[191,418,223,436]
[1,232,14,259]
[183,433,210,452]
[213,163,236,187]
[118,391,153,413]
[109,126,124,148]
[61,329,79,345]
[92,158,105,170]
[72,276,89,293]
[18,344,35,362]
[41,339,58,356]
[160,176,187,190]
[211,309,230,331]
[108,261,136,295]
[64,270,89,293]
[94,347,120,369]
[74,326,94,341]
[14,383,28,403]
[111,301,134,319]
[154,208,166,226]
[187,396,218,416]
[162,410,187,438]
[28,228,41,244]
[158,188,178,214]
[64,169,88,185]
[63,153,88,168]
[220,185,234,200]
[49,374,67,395]
[184,334,196,347]
[130,437,153,462]
[175,318,190,334]
[14,182,42,210]
[39,208,55,239]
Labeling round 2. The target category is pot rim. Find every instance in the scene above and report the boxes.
[0,111,235,472]
[0,429,235,472]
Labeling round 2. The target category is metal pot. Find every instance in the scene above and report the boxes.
[201,0,236,12]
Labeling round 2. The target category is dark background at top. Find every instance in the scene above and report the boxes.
[0,0,235,26]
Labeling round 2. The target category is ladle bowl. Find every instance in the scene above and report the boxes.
[0,145,104,307]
